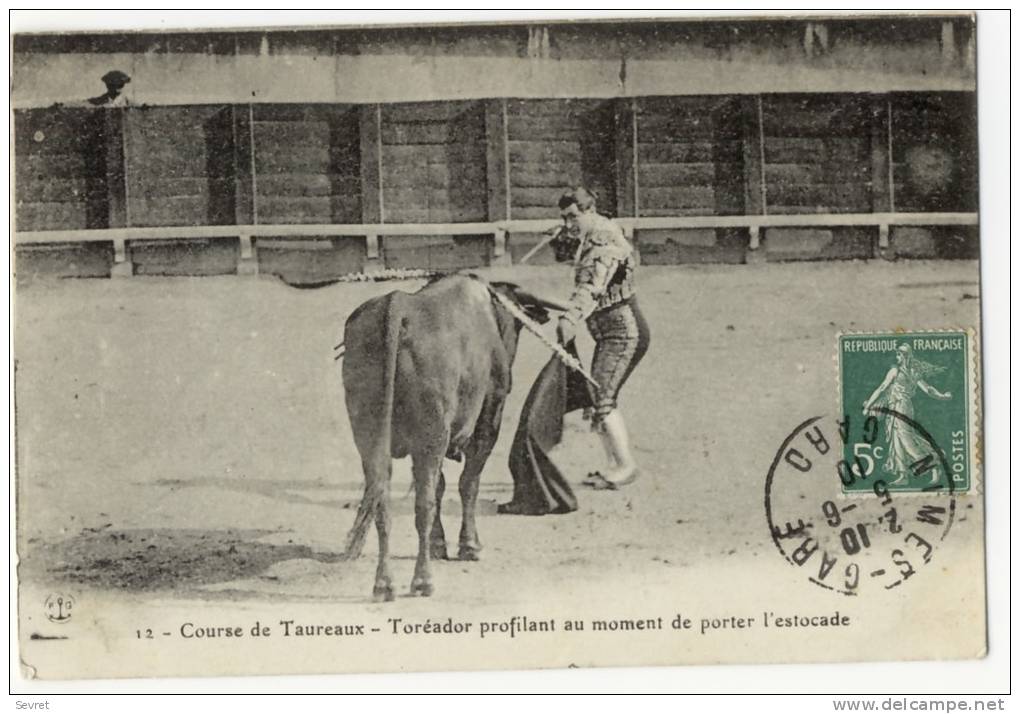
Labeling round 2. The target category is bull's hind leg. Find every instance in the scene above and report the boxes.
[458,439,498,561]
[457,398,505,561]
[410,453,442,596]
[370,463,395,602]
[429,469,448,560]
[372,501,395,602]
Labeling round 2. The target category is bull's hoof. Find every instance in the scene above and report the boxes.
[372,584,395,602]
[410,579,434,597]
[458,546,481,562]
[430,542,449,560]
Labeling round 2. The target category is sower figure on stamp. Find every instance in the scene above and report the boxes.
[862,343,952,486]
[552,187,651,490]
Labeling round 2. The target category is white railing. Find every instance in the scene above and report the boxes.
[13,212,979,276]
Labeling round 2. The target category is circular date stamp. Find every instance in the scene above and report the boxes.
[764,410,957,596]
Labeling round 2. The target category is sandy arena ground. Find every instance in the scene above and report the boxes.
[13,260,985,676]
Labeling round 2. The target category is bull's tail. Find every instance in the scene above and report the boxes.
[342,488,376,560]
[343,295,401,560]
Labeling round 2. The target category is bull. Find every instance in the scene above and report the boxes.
[340,274,558,601]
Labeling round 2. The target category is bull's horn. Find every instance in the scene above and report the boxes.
[512,289,571,313]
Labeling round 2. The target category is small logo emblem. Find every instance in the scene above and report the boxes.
[44,593,75,624]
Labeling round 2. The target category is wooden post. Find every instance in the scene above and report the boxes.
[870,97,892,259]
[485,99,512,266]
[104,109,128,228]
[614,98,637,219]
[237,233,259,275]
[110,237,132,277]
[742,96,766,217]
[492,229,507,261]
[941,20,957,64]
[878,224,890,250]
[742,96,767,263]
[748,225,761,251]
[887,99,896,213]
[365,235,379,260]
[107,108,132,277]
[359,104,384,270]
[231,105,258,275]
[232,104,256,225]
[485,98,510,223]
[870,98,892,213]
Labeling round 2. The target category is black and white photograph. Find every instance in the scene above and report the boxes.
[10,10,1004,693]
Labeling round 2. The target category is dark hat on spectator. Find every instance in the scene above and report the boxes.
[101,70,131,87]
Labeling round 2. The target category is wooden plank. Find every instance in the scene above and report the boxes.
[383,163,487,189]
[359,104,382,223]
[508,140,581,164]
[263,174,358,198]
[257,174,335,198]
[104,108,128,228]
[232,104,255,225]
[637,140,719,164]
[640,185,716,210]
[764,164,870,184]
[510,206,559,220]
[125,200,209,228]
[436,162,488,185]
[507,98,601,118]
[444,144,486,163]
[13,212,979,247]
[330,196,362,222]
[254,121,331,146]
[124,149,207,177]
[258,195,333,220]
[506,116,579,142]
[763,136,826,160]
[381,122,450,146]
[870,97,892,213]
[637,96,727,116]
[637,207,721,217]
[635,113,717,139]
[742,96,765,215]
[254,145,332,174]
[383,208,431,223]
[384,187,430,209]
[381,165,428,189]
[614,98,636,218]
[509,166,580,189]
[15,202,89,231]
[15,178,91,203]
[381,144,439,165]
[252,105,331,123]
[426,207,487,223]
[128,195,208,213]
[639,163,719,186]
[383,102,474,123]
[15,108,96,154]
[764,102,872,136]
[510,186,568,208]
[766,184,870,210]
[133,177,210,198]
[16,153,90,179]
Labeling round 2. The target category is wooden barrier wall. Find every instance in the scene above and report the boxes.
[252,105,362,225]
[636,96,745,217]
[505,99,617,220]
[14,108,108,231]
[13,90,979,276]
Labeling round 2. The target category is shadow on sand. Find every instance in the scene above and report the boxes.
[27,527,343,592]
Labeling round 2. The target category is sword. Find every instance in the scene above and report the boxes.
[488,288,598,387]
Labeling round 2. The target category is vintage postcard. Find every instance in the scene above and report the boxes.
[12,12,987,681]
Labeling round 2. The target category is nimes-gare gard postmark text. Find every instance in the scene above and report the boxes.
[766,330,973,596]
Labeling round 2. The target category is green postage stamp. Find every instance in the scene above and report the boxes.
[838,330,977,495]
